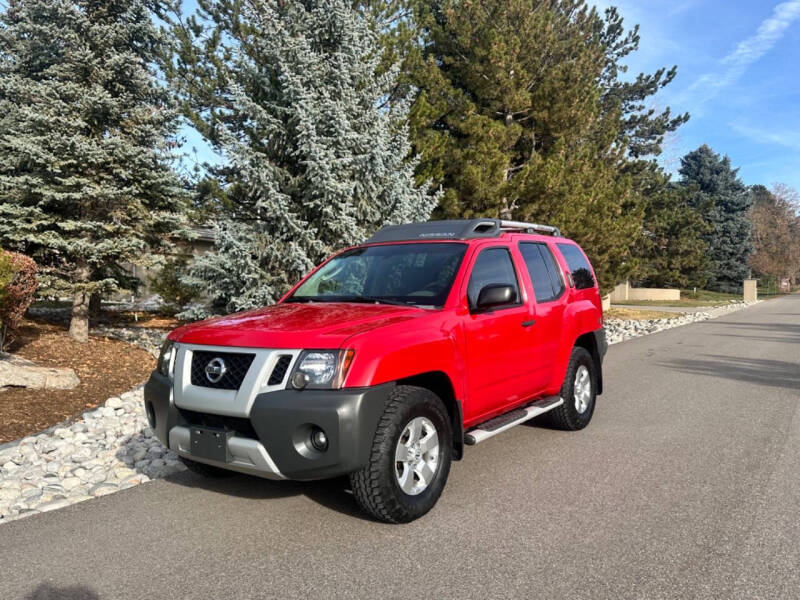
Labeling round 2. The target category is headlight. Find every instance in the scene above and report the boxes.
[157,340,176,378]
[291,349,354,389]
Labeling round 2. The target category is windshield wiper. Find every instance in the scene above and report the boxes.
[342,295,416,307]
[285,295,415,307]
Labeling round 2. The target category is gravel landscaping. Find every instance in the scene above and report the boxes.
[605,300,759,344]
[0,299,759,525]
[0,387,185,524]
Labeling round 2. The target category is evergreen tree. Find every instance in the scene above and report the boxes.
[595,6,689,158]
[0,0,187,341]
[678,145,753,291]
[169,0,437,318]
[403,0,661,290]
[633,166,711,288]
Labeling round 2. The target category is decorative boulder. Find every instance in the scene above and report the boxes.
[0,353,80,390]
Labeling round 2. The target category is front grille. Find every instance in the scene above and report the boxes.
[178,409,258,439]
[190,351,256,390]
[268,355,293,386]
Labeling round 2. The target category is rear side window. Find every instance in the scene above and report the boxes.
[557,243,595,290]
[519,243,565,302]
[467,248,520,309]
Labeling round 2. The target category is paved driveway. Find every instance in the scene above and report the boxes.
[2,295,799,600]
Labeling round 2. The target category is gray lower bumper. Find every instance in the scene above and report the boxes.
[168,426,285,479]
[143,372,394,481]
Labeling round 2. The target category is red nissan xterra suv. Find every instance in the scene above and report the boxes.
[144,219,606,523]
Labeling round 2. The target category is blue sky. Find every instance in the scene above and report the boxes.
[593,0,800,189]
[179,0,800,190]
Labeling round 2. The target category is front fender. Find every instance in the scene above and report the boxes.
[340,309,465,397]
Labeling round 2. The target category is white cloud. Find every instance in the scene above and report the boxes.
[684,1,800,105]
[731,122,800,151]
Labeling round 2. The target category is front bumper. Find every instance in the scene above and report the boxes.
[143,372,393,481]
[594,327,608,361]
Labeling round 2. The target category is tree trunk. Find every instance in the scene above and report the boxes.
[69,290,89,342]
[89,293,102,317]
[69,263,90,343]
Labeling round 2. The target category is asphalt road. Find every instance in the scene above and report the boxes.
[2,295,799,600]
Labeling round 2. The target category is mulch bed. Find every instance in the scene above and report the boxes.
[0,318,155,444]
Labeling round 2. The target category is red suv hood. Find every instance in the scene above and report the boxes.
[168,302,425,348]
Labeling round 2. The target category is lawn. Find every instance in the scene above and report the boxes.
[612,288,742,308]
[605,307,679,320]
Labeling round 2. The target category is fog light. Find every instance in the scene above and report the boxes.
[292,371,309,389]
[310,428,328,452]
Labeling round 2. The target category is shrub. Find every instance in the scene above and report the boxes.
[0,252,14,304]
[148,255,197,316]
[0,250,38,350]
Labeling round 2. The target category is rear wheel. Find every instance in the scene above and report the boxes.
[350,385,452,523]
[543,346,597,430]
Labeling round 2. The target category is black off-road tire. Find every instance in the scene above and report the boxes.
[542,346,597,431]
[349,385,453,524]
[179,456,236,478]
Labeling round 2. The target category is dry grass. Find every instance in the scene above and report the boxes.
[606,307,678,321]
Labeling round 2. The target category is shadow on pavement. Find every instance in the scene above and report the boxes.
[111,422,377,522]
[659,354,800,391]
[26,584,99,600]
[160,467,372,521]
[702,320,800,333]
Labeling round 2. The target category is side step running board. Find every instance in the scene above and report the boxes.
[464,396,563,445]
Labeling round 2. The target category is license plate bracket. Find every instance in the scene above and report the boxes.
[189,426,232,463]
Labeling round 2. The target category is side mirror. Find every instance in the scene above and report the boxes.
[475,284,516,311]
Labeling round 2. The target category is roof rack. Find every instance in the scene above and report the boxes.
[498,220,561,237]
[365,219,561,244]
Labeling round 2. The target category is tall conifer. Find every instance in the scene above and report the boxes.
[170,0,437,317]
[0,0,187,340]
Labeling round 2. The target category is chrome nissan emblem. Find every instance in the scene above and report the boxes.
[205,357,227,383]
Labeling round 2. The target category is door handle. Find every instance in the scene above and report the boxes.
[521,319,536,327]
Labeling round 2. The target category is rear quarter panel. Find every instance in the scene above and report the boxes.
[546,240,604,394]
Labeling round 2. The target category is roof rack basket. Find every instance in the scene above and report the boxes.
[497,220,561,237]
[364,218,562,244]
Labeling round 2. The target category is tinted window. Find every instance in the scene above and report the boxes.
[557,243,595,290]
[519,243,565,302]
[467,248,520,309]
[289,243,466,307]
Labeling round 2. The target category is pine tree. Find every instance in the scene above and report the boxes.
[0,0,187,341]
[678,145,753,291]
[403,0,655,290]
[169,0,437,318]
[595,6,689,158]
[633,165,711,288]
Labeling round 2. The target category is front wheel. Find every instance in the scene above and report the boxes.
[350,385,452,523]
[543,346,597,431]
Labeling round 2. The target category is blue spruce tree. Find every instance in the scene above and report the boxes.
[0,0,187,340]
[679,145,752,291]
[170,0,437,318]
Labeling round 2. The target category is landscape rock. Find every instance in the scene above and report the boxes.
[0,386,185,525]
[605,301,759,345]
[0,353,80,390]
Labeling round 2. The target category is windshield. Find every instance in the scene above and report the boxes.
[287,243,467,308]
